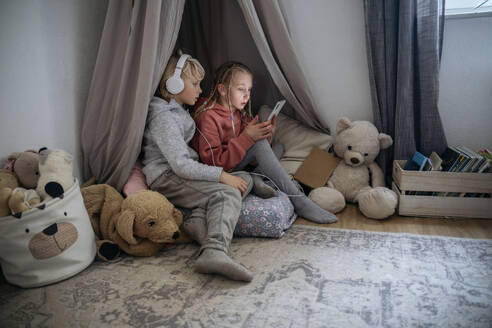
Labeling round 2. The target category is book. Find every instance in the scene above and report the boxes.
[440,146,461,171]
[404,151,429,171]
[428,152,442,171]
[404,151,429,195]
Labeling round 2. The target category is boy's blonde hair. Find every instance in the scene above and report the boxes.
[194,61,253,120]
[159,51,205,101]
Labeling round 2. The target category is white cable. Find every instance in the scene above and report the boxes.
[195,126,216,167]
[249,172,305,198]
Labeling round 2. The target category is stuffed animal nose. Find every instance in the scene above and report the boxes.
[172,231,180,240]
[350,158,360,164]
[43,223,58,236]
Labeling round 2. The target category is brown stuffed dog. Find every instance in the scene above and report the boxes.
[81,184,186,259]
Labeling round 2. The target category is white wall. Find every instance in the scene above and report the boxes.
[281,0,492,151]
[280,0,373,132]
[439,16,492,151]
[0,0,108,180]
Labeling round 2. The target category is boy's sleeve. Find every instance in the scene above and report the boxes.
[152,114,222,182]
[196,114,254,171]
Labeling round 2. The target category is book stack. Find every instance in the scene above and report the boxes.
[403,146,491,197]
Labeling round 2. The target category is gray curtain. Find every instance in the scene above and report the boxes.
[237,0,329,133]
[81,0,185,191]
[176,0,283,115]
[364,0,447,178]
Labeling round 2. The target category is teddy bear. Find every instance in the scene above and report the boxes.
[81,184,187,260]
[0,169,20,217]
[7,150,40,189]
[36,148,74,202]
[308,117,398,220]
[0,169,41,218]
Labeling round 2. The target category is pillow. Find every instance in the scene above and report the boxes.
[258,105,333,175]
[122,162,148,197]
[234,191,296,238]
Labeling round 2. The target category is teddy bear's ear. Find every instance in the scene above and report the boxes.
[378,133,393,150]
[7,152,20,161]
[116,210,138,245]
[336,117,352,135]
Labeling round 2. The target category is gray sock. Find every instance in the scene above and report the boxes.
[182,218,207,245]
[292,195,338,224]
[252,174,277,199]
[195,248,253,282]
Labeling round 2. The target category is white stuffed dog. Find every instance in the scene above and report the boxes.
[308,117,398,219]
[36,148,74,201]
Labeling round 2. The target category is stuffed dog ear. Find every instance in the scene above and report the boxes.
[116,210,138,245]
[173,208,183,226]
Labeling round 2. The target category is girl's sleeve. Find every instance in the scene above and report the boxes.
[196,114,254,171]
[152,114,222,182]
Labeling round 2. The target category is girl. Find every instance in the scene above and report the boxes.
[192,61,338,224]
[142,53,254,282]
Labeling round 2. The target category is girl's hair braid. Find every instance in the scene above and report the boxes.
[194,61,253,120]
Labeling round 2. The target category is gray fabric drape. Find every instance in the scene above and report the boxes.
[176,0,283,115]
[81,0,185,191]
[237,0,329,133]
[364,0,447,178]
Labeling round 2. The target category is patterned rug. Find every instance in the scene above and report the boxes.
[1,226,491,328]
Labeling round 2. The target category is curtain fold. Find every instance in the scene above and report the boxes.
[364,0,447,178]
[237,0,329,133]
[81,0,185,191]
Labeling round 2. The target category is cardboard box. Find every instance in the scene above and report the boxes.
[294,147,340,189]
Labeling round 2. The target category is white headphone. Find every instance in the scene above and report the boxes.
[165,54,190,95]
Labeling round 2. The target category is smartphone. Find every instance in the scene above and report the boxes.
[267,99,286,121]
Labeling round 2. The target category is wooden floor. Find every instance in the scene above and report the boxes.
[294,204,492,239]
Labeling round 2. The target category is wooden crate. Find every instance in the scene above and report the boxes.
[392,160,492,218]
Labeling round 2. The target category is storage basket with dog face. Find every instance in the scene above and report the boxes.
[0,179,96,288]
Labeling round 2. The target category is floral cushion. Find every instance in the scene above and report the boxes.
[234,191,296,238]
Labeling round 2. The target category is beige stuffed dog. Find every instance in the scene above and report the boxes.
[81,184,187,258]
[308,117,398,219]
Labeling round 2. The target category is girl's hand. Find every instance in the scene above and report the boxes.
[220,171,248,195]
[245,115,272,141]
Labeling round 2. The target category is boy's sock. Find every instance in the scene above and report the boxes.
[181,218,207,245]
[252,174,277,199]
[291,195,338,224]
[195,248,253,282]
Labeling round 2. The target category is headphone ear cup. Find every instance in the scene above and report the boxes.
[166,76,184,95]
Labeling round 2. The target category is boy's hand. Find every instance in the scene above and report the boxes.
[245,115,272,141]
[220,171,248,195]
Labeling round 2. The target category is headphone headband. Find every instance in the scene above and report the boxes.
[174,54,190,77]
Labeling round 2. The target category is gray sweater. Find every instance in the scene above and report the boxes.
[142,97,222,185]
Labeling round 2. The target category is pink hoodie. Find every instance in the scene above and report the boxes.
[191,97,254,171]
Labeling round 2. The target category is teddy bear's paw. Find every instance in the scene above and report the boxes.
[308,187,346,213]
[358,187,397,219]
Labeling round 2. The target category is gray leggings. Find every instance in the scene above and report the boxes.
[234,139,301,197]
